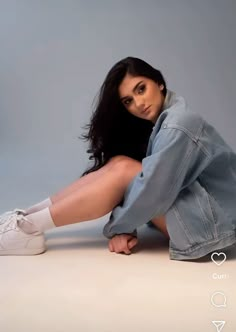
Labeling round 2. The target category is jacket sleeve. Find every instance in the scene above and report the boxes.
[103,126,211,239]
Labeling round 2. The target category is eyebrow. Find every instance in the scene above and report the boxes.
[120,80,144,101]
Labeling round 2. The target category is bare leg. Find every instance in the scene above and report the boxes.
[50,157,125,204]
[46,155,169,238]
[24,161,118,214]
[150,215,170,239]
[49,156,143,227]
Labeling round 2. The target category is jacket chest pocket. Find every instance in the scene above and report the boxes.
[166,179,218,251]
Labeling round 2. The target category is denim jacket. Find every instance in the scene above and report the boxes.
[103,89,236,260]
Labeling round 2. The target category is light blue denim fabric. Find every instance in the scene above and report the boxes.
[103,89,236,261]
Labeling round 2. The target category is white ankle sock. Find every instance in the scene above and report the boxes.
[25,197,52,214]
[19,207,56,234]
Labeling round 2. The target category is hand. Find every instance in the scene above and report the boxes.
[108,234,138,255]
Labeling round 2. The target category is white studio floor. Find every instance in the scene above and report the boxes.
[0,217,236,332]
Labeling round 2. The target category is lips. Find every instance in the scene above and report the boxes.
[142,106,150,113]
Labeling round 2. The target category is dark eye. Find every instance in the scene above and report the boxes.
[138,84,145,93]
[123,85,146,106]
[124,99,131,106]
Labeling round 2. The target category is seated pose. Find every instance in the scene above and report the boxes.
[1,56,236,260]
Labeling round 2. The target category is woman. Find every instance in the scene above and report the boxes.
[1,56,236,260]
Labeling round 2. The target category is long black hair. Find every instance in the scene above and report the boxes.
[79,56,167,177]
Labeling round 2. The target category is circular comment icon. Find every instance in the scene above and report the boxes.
[211,292,227,308]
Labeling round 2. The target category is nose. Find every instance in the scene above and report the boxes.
[134,96,145,110]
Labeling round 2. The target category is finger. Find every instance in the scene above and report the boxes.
[121,241,132,255]
[128,238,138,250]
[116,248,131,255]
[113,237,130,255]
[115,237,123,253]
[120,237,131,255]
[123,248,131,255]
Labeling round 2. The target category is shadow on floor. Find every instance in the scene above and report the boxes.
[44,225,170,254]
[44,225,236,262]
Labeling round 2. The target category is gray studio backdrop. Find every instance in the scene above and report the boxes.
[0,0,235,212]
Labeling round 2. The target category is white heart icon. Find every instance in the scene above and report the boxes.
[211,252,226,266]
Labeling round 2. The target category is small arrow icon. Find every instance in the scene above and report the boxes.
[212,321,226,332]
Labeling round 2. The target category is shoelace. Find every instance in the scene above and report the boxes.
[0,209,26,225]
[1,214,29,232]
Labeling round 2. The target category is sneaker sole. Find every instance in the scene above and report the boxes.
[0,246,47,255]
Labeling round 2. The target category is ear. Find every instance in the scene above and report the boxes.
[160,84,164,91]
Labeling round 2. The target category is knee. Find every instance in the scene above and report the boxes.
[108,155,140,166]
[108,155,128,165]
[111,155,142,177]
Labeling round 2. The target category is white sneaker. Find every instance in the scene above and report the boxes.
[0,213,46,255]
[0,208,27,225]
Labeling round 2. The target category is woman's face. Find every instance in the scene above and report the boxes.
[118,74,165,124]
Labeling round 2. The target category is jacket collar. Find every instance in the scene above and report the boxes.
[151,89,176,130]
[162,89,177,112]
[146,89,180,155]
